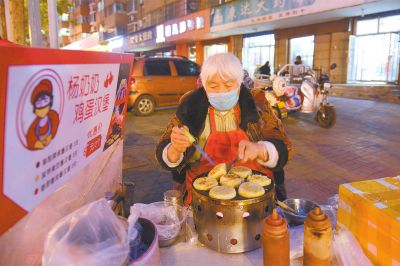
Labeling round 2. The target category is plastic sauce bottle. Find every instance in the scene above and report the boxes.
[262,208,290,266]
[303,206,333,266]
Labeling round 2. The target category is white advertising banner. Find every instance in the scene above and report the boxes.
[3,64,129,211]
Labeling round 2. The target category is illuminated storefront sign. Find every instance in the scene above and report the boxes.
[127,26,157,51]
[156,15,206,43]
[129,30,153,45]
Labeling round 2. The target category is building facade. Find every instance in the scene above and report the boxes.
[66,0,400,84]
[61,0,130,49]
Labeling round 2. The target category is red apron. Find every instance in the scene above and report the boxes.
[185,105,273,206]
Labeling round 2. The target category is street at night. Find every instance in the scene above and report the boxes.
[123,97,400,205]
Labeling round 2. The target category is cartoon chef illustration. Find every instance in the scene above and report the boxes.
[26,79,60,150]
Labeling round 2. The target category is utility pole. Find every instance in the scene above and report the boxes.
[28,0,43,46]
[47,0,59,48]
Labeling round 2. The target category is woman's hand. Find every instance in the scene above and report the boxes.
[238,140,268,162]
[167,126,192,163]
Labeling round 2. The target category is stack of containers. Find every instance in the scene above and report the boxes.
[337,176,400,265]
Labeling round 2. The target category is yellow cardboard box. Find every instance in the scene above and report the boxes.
[337,176,400,266]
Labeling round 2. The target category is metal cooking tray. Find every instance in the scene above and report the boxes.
[193,170,274,202]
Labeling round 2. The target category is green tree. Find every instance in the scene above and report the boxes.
[39,0,72,46]
[3,0,72,46]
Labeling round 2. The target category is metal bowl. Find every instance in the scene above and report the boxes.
[282,198,318,225]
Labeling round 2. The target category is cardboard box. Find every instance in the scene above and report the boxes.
[337,176,400,266]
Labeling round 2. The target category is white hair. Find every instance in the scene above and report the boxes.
[200,53,243,88]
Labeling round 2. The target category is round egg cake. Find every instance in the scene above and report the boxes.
[247,174,272,187]
[193,177,218,191]
[207,163,227,181]
[220,173,243,188]
[238,182,265,198]
[228,166,252,179]
[209,185,237,200]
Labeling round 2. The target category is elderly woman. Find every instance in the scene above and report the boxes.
[156,53,292,205]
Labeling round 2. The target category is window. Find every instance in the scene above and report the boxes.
[174,60,200,76]
[114,3,126,13]
[129,14,135,23]
[356,18,378,35]
[130,0,138,12]
[242,34,275,77]
[356,15,400,35]
[116,26,126,35]
[61,13,69,22]
[350,14,400,82]
[144,60,171,76]
[204,44,228,59]
[348,33,399,82]
[76,16,88,24]
[97,0,104,11]
[165,2,181,20]
[82,16,90,24]
[105,6,113,16]
[379,15,400,33]
[289,35,315,69]
[89,13,96,23]
[89,3,96,12]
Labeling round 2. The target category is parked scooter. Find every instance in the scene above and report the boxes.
[256,63,337,128]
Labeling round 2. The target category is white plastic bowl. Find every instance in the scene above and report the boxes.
[146,202,187,247]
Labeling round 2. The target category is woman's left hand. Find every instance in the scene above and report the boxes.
[238,140,267,162]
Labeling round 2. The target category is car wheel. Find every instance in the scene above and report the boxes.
[134,95,155,116]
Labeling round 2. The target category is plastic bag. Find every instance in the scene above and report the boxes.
[333,226,372,266]
[321,194,339,228]
[289,225,304,259]
[130,202,182,241]
[327,194,339,210]
[42,199,129,266]
[127,207,147,261]
[184,207,199,245]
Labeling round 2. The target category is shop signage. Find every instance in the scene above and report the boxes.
[210,0,378,32]
[127,26,157,50]
[156,15,205,43]
[0,45,133,234]
[129,28,154,45]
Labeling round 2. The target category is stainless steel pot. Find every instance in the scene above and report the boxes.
[192,174,275,253]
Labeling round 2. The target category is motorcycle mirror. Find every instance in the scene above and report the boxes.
[330,63,337,70]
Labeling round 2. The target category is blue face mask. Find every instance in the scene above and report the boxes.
[207,87,240,111]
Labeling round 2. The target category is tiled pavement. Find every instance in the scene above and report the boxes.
[123,97,400,205]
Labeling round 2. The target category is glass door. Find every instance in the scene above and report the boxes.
[242,34,275,77]
[289,35,315,68]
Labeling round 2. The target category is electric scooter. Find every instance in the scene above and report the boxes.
[256,63,337,128]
